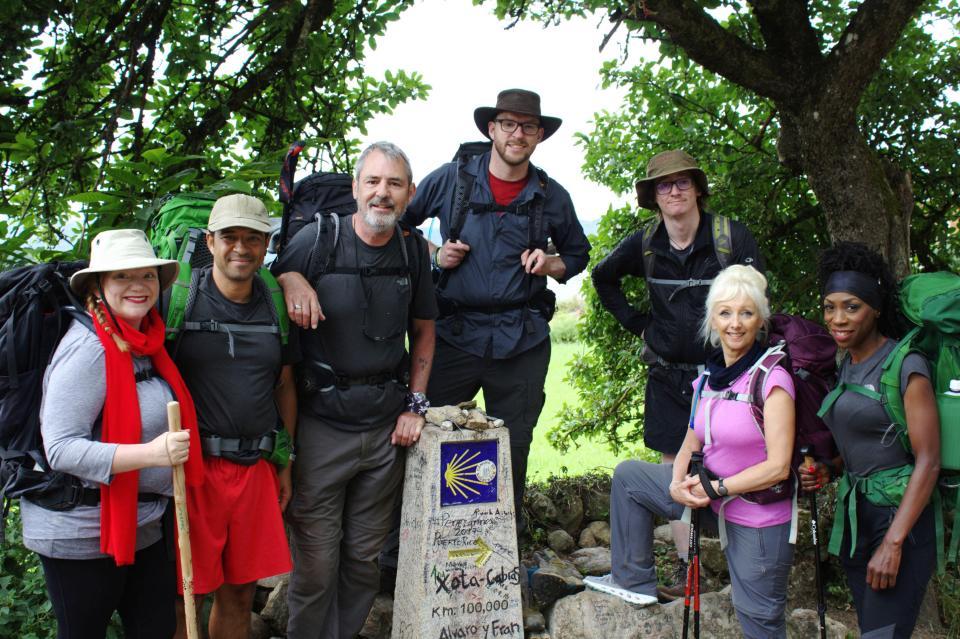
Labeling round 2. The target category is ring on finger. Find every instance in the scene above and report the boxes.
[294,304,302,310]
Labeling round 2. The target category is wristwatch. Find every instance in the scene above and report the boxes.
[717,478,729,497]
[406,391,430,416]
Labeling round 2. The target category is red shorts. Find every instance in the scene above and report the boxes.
[176,457,291,595]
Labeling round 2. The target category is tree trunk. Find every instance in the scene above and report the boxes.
[778,107,912,278]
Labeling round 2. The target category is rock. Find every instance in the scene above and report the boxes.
[697,536,727,579]
[786,608,848,638]
[553,486,585,535]
[578,527,597,548]
[457,400,477,410]
[530,551,584,608]
[465,408,490,430]
[547,529,576,554]
[526,489,558,523]
[358,593,393,639]
[582,520,611,547]
[489,418,505,428]
[653,523,673,545]
[259,574,289,635]
[424,405,467,426]
[249,612,272,639]
[440,420,454,430]
[583,483,612,521]
[257,573,288,589]
[548,589,742,638]
[570,546,612,576]
[523,607,546,632]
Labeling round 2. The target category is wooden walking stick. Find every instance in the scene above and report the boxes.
[168,401,199,639]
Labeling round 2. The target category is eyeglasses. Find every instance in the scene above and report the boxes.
[495,119,541,136]
[655,177,694,195]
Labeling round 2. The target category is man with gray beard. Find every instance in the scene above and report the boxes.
[272,141,437,638]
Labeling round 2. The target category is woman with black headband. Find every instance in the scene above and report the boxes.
[800,241,939,639]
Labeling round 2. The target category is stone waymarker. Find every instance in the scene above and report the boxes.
[393,417,523,639]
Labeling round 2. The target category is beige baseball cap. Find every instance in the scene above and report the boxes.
[207,194,273,233]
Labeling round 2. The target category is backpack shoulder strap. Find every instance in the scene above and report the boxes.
[746,344,790,425]
[165,262,195,341]
[640,216,661,280]
[711,213,734,270]
[527,167,549,251]
[258,268,289,346]
[449,155,476,244]
[306,212,340,283]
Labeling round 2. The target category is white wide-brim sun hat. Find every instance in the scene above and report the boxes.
[69,229,180,295]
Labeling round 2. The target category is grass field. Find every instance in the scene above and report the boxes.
[476,340,640,480]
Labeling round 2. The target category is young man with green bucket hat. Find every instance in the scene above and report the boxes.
[591,150,765,602]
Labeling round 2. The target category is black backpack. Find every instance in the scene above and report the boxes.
[0,261,93,538]
[274,140,422,288]
[275,140,357,255]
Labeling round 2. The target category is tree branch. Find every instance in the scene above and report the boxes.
[629,0,793,101]
[748,0,822,68]
[820,0,925,117]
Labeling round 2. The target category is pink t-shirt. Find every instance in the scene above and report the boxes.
[691,365,796,528]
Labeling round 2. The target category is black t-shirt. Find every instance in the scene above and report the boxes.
[173,268,300,455]
[273,214,437,431]
[822,338,931,475]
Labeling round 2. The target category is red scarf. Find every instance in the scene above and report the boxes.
[92,304,203,565]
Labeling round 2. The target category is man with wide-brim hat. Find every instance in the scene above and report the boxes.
[589,149,764,604]
[397,88,590,544]
[169,192,297,638]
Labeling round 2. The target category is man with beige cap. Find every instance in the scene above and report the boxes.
[171,193,297,639]
[591,150,764,602]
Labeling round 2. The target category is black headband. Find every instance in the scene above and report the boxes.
[823,270,883,310]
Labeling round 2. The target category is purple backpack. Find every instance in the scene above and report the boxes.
[757,313,839,466]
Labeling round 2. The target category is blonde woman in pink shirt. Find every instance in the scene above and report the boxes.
[585,265,796,639]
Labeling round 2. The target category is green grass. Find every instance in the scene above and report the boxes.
[475,340,639,480]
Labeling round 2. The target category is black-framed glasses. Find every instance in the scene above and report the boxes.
[495,118,541,136]
[655,177,694,195]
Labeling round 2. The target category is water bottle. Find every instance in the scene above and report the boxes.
[946,379,960,397]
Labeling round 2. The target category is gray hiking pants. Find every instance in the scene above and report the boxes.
[610,460,794,639]
[286,415,403,639]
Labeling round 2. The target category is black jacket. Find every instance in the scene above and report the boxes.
[592,212,764,366]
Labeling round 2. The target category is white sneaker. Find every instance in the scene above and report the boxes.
[583,574,657,606]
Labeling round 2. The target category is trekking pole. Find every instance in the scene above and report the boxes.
[801,445,827,639]
[167,402,199,639]
[683,451,704,639]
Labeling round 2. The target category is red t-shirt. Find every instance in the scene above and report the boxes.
[488,171,527,208]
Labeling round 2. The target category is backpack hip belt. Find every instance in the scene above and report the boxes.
[299,359,402,394]
[200,432,276,457]
[827,464,945,570]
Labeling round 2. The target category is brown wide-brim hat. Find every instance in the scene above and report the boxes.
[635,150,710,210]
[474,89,562,141]
[70,229,179,295]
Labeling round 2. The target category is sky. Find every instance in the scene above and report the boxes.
[358,0,654,224]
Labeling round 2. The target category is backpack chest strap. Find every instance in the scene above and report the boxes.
[182,321,280,358]
[645,277,715,302]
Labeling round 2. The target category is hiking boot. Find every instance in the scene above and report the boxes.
[656,558,688,601]
[583,574,657,607]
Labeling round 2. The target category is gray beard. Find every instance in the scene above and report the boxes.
[362,208,400,233]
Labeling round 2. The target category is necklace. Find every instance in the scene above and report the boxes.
[669,237,692,251]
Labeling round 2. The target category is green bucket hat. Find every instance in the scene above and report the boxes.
[634,150,710,210]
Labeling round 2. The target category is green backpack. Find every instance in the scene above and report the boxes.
[819,271,960,564]
[148,192,289,346]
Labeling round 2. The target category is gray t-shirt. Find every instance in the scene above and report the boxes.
[273,214,437,431]
[822,338,931,476]
[21,320,174,559]
[173,268,299,454]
